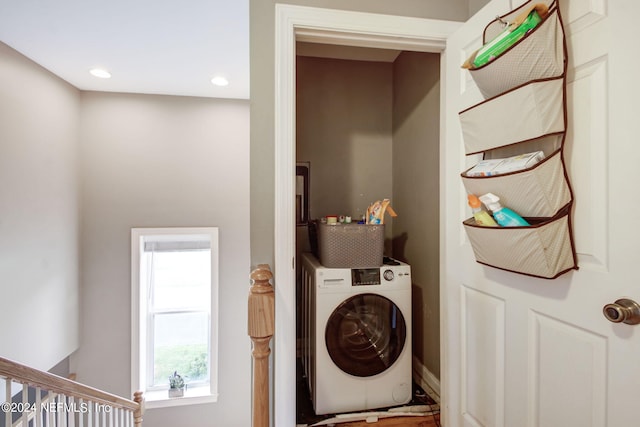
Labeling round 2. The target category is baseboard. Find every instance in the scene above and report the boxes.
[412,356,441,403]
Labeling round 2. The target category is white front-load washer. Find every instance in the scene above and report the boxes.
[301,252,412,415]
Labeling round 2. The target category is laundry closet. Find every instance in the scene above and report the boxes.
[294,42,442,418]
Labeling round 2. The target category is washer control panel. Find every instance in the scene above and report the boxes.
[350,258,410,286]
[351,268,380,286]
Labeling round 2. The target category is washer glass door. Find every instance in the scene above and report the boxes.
[325,293,406,377]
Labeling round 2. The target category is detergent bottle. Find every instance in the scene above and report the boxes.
[479,193,529,227]
[468,194,498,226]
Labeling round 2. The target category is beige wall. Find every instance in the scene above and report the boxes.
[392,51,441,379]
[0,42,80,371]
[73,91,251,427]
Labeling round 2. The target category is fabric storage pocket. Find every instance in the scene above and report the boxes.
[459,77,565,155]
[467,1,565,99]
[462,149,571,217]
[463,204,577,279]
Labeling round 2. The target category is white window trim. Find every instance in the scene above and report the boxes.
[131,227,219,409]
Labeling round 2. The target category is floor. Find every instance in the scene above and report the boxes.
[296,359,440,427]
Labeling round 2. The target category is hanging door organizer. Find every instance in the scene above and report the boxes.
[459,0,578,279]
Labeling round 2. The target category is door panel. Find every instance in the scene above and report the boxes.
[461,286,505,427]
[530,312,607,426]
[566,56,608,270]
[443,1,640,426]
[564,0,608,272]
[442,2,510,426]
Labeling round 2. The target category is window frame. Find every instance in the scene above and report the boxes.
[131,227,219,408]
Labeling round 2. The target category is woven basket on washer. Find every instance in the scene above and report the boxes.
[317,223,384,268]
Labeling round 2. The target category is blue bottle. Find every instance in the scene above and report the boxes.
[479,193,529,227]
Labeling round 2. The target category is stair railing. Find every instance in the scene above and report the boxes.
[248,264,275,427]
[0,357,143,427]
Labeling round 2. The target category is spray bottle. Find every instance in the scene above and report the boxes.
[468,194,498,226]
[479,193,530,227]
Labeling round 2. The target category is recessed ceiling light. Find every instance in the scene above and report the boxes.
[211,76,229,87]
[90,68,111,79]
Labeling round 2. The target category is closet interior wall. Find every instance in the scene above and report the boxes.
[295,50,442,381]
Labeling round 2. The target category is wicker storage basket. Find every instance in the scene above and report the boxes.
[317,223,384,268]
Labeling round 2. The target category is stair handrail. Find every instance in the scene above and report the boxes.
[0,356,144,426]
[248,264,275,427]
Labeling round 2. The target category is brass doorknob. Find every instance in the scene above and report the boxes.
[603,298,640,325]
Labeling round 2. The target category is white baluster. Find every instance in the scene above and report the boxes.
[20,383,29,427]
[35,386,42,427]
[101,406,106,427]
[4,378,11,427]
[68,396,75,427]
[77,399,84,427]
[43,392,48,427]
[87,401,92,427]
[47,393,55,427]
[58,394,66,427]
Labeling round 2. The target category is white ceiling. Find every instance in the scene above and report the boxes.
[0,0,250,99]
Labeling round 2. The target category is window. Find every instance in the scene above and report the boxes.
[131,228,219,408]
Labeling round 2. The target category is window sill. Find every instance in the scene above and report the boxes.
[144,386,218,409]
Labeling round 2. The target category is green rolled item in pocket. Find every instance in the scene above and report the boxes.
[473,10,542,68]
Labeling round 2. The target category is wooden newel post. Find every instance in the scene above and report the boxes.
[248,264,275,427]
[133,391,144,427]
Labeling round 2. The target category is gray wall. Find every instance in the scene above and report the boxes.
[73,91,251,427]
[296,56,393,224]
[1,42,251,426]
[0,42,80,371]
[392,52,441,379]
[469,0,491,17]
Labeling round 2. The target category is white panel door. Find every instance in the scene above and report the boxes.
[442,1,640,426]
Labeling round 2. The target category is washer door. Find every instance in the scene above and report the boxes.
[325,293,406,377]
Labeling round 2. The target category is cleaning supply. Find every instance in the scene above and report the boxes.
[366,199,397,224]
[468,194,498,226]
[479,192,530,227]
[462,4,548,69]
[465,151,545,177]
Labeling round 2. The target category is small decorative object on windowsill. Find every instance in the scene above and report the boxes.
[168,371,185,398]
